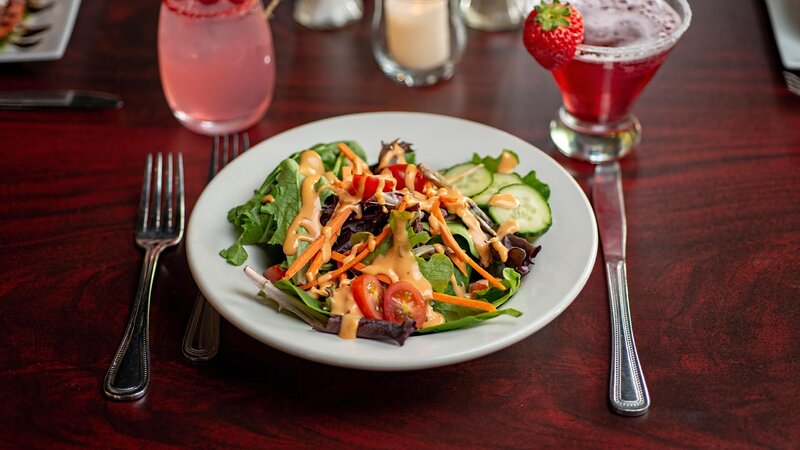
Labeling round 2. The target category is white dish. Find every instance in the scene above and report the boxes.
[766,0,800,69]
[186,112,598,371]
[0,0,82,63]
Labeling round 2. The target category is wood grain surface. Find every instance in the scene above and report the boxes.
[1,0,798,448]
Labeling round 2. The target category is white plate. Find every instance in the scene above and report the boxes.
[0,0,82,63]
[186,112,598,371]
[766,0,800,69]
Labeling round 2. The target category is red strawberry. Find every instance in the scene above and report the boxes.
[522,1,584,71]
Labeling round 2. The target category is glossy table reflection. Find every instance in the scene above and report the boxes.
[1,0,799,447]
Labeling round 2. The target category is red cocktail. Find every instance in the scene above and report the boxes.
[549,0,692,162]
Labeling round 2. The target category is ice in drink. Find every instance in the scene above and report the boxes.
[551,0,683,124]
[158,0,276,135]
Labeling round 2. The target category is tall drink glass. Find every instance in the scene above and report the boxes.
[158,0,276,135]
[548,0,691,162]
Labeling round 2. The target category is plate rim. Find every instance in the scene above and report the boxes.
[186,111,598,371]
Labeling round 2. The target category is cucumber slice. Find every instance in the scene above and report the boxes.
[441,163,493,197]
[488,184,552,238]
[472,172,523,206]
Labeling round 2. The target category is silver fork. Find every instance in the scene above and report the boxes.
[784,71,800,97]
[103,153,185,401]
[182,133,249,362]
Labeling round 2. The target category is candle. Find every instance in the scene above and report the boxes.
[385,0,450,70]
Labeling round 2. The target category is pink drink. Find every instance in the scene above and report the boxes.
[158,0,275,135]
[552,0,683,124]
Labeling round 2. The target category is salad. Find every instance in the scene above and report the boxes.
[221,140,551,345]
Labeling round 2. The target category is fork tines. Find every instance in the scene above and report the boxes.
[138,152,184,236]
[210,133,250,179]
[783,71,800,97]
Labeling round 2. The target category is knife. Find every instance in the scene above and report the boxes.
[592,162,650,416]
[0,90,123,110]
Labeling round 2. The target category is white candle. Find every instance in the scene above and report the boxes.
[385,0,450,71]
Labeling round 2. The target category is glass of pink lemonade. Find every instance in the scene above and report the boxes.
[549,0,691,162]
[158,0,276,135]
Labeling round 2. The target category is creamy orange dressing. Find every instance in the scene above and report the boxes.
[447,198,491,267]
[449,274,467,298]
[283,151,325,256]
[261,194,275,203]
[377,141,408,170]
[363,213,433,299]
[404,164,419,193]
[329,284,363,339]
[361,211,444,327]
[488,193,519,209]
[496,219,520,239]
[496,151,518,174]
[489,219,519,263]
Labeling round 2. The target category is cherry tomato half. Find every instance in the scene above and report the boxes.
[350,174,396,200]
[263,264,286,282]
[352,274,385,320]
[385,164,428,193]
[383,281,427,327]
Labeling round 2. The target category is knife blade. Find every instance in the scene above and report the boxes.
[0,90,123,110]
[591,162,650,416]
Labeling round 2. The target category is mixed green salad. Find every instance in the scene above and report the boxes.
[222,140,551,345]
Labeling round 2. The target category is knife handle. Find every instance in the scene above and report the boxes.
[605,258,650,416]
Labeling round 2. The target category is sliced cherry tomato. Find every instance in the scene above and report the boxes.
[263,264,286,282]
[385,164,429,192]
[469,279,490,293]
[350,174,396,200]
[352,274,385,319]
[383,281,427,327]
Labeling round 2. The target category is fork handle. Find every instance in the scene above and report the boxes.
[182,293,220,361]
[103,246,163,401]
[606,259,650,416]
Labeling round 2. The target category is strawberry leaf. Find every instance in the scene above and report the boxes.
[534,1,573,32]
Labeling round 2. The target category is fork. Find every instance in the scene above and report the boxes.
[783,71,800,97]
[182,133,249,362]
[103,153,185,401]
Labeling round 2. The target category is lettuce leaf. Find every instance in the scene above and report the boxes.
[220,141,358,265]
[415,308,522,334]
[416,253,454,293]
[472,267,522,307]
[471,149,519,173]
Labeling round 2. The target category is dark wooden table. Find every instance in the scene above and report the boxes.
[2,0,798,447]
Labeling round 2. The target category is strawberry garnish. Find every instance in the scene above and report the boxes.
[522,1,584,71]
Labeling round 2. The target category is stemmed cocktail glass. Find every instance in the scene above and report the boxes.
[548,0,692,162]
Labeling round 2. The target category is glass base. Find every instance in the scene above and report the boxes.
[550,108,641,163]
[173,109,262,136]
[373,50,456,87]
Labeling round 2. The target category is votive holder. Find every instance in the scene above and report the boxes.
[371,0,466,87]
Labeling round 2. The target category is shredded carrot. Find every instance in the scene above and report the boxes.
[337,143,370,174]
[301,225,391,289]
[448,253,468,276]
[330,252,392,284]
[430,199,506,291]
[431,292,497,312]
[283,208,352,280]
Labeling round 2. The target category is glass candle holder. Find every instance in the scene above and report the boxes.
[371,0,466,87]
[294,0,364,30]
